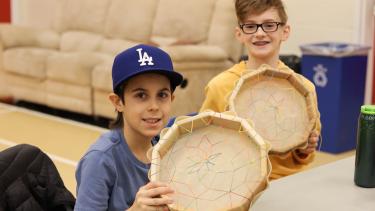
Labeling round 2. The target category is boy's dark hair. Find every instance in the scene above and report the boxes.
[109,82,126,129]
[235,0,288,24]
[109,80,175,129]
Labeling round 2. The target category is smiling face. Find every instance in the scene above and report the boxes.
[236,7,290,66]
[110,73,174,141]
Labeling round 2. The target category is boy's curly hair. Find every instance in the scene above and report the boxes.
[235,0,288,24]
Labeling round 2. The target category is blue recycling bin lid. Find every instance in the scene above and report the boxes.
[300,42,370,58]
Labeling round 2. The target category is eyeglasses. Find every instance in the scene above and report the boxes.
[239,22,285,34]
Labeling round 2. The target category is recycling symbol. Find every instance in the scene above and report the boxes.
[313,64,328,87]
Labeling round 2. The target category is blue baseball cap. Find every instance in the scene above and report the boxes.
[112,44,183,91]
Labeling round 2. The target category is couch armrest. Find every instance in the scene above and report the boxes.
[0,40,7,98]
[0,39,3,57]
[0,38,3,69]
[0,24,60,49]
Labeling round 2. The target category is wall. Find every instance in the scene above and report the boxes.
[360,0,375,103]
[282,0,359,55]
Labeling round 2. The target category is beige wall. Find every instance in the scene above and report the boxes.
[360,0,375,103]
[283,0,359,55]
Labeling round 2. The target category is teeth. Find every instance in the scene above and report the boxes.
[145,119,159,123]
[254,41,268,45]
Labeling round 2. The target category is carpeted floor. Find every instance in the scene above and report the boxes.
[0,102,355,196]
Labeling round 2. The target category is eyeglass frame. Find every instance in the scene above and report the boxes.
[239,22,285,34]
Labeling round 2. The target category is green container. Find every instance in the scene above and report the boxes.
[354,105,375,187]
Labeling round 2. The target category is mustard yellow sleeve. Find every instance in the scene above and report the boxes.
[200,81,230,113]
[269,151,315,180]
[200,85,222,113]
[200,63,243,113]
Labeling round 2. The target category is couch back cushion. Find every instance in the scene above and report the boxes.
[151,0,216,45]
[99,39,138,55]
[54,0,111,33]
[60,31,103,52]
[104,0,159,42]
[207,0,242,62]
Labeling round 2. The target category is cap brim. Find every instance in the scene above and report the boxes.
[156,69,184,89]
[122,69,183,90]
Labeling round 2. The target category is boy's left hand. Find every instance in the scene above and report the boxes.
[297,130,319,155]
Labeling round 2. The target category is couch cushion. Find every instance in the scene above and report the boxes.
[60,31,103,52]
[45,80,92,115]
[5,73,46,104]
[0,71,8,97]
[161,45,227,62]
[46,52,110,85]
[104,0,158,42]
[207,0,242,62]
[93,90,116,118]
[98,39,138,55]
[46,80,91,100]
[0,24,60,49]
[151,0,216,45]
[54,0,111,33]
[3,48,56,79]
[92,61,113,91]
[173,61,230,71]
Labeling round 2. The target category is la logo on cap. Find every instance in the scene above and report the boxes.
[137,48,154,66]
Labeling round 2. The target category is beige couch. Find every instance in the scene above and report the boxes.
[0,0,242,118]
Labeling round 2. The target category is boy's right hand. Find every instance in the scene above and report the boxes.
[128,181,174,211]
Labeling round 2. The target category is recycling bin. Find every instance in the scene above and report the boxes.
[300,42,370,153]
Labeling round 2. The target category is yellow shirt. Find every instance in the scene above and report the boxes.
[200,61,321,180]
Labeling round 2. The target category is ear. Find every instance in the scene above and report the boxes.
[108,93,124,112]
[281,24,290,41]
[171,94,175,102]
[235,26,245,44]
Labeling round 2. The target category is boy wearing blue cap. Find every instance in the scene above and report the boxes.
[75,44,183,211]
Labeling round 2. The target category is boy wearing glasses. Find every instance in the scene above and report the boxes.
[200,0,321,180]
